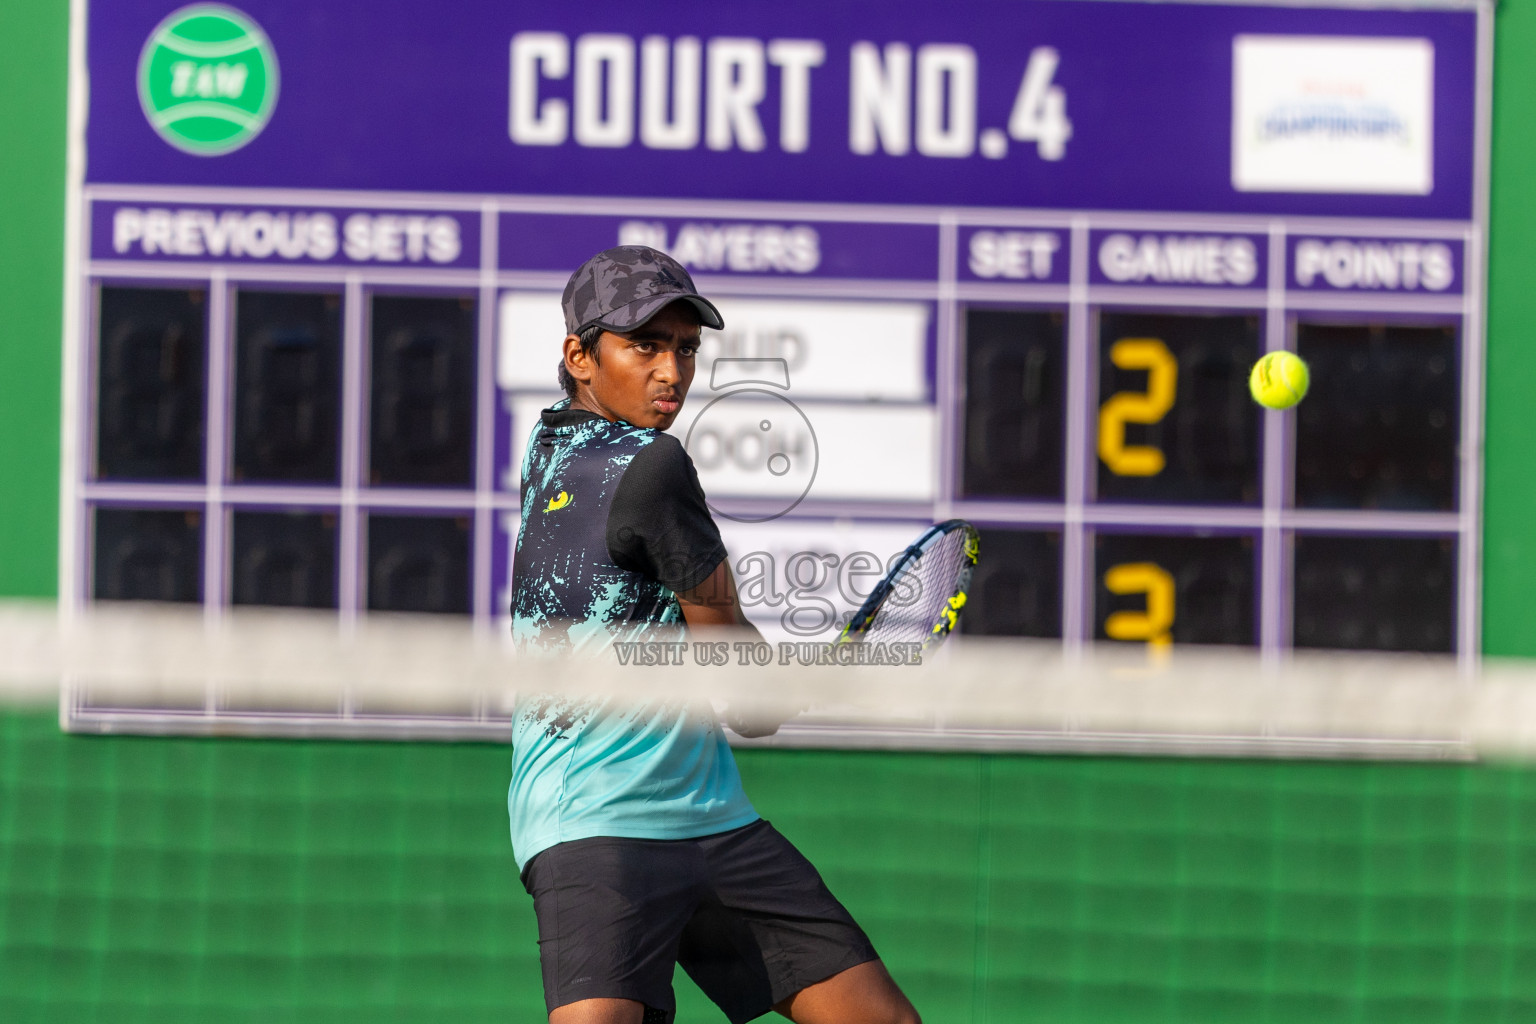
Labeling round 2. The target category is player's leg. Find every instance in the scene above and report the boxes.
[549,997,646,1024]
[523,836,702,1024]
[679,820,920,1024]
[772,960,921,1024]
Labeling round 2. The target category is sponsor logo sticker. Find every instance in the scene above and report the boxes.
[1232,35,1433,195]
[138,4,279,156]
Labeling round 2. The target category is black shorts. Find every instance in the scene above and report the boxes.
[521,819,879,1023]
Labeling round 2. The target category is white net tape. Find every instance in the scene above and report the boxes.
[6,600,1536,759]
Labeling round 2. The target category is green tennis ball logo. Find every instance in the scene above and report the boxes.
[138,4,279,156]
[1249,351,1310,410]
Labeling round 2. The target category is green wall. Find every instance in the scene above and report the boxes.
[1482,0,1536,656]
[4,709,1536,1023]
[0,0,66,597]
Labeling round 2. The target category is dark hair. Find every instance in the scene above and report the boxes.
[557,323,605,399]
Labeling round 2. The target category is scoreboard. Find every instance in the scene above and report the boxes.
[64,0,1490,740]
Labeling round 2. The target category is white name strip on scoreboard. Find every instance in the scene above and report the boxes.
[702,298,929,401]
[504,393,936,504]
[498,292,929,402]
[670,400,937,503]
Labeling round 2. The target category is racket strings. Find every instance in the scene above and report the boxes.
[858,529,972,646]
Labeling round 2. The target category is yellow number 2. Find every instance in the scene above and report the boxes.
[1098,338,1178,476]
[1103,562,1175,650]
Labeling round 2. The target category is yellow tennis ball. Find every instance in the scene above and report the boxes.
[1249,351,1310,409]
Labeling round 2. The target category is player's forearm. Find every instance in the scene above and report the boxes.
[676,559,758,633]
[676,560,793,736]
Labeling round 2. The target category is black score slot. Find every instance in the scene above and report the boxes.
[369,295,475,486]
[961,309,1066,499]
[1093,533,1255,646]
[1096,312,1260,505]
[1293,534,1455,652]
[93,507,202,602]
[366,513,471,614]
[1295,322,1458,511]
[957,527,1062,637]
[232,291,342,482]
[96,287,206,481]
[231,510,338,609]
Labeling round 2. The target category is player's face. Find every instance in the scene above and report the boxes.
[576,301,701,430]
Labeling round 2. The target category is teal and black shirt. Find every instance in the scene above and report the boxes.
[508,401,758,871]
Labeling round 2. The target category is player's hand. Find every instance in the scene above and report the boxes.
[723,701,803,738]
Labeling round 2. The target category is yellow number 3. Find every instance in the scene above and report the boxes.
[1103,562,1175,650]
[1098,338,1178,476]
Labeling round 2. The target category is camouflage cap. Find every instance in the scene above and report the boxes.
[561,245,725,335]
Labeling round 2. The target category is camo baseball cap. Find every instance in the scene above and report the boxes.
[561,245,725,335]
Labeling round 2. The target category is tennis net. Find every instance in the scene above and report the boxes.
[6,601,1536,759]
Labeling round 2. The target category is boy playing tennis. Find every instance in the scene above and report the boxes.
[509,246,920,1024]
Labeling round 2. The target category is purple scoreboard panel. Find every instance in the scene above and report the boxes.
[63,0,1491,740]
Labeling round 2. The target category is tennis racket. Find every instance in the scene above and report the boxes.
[836,519,980,651]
